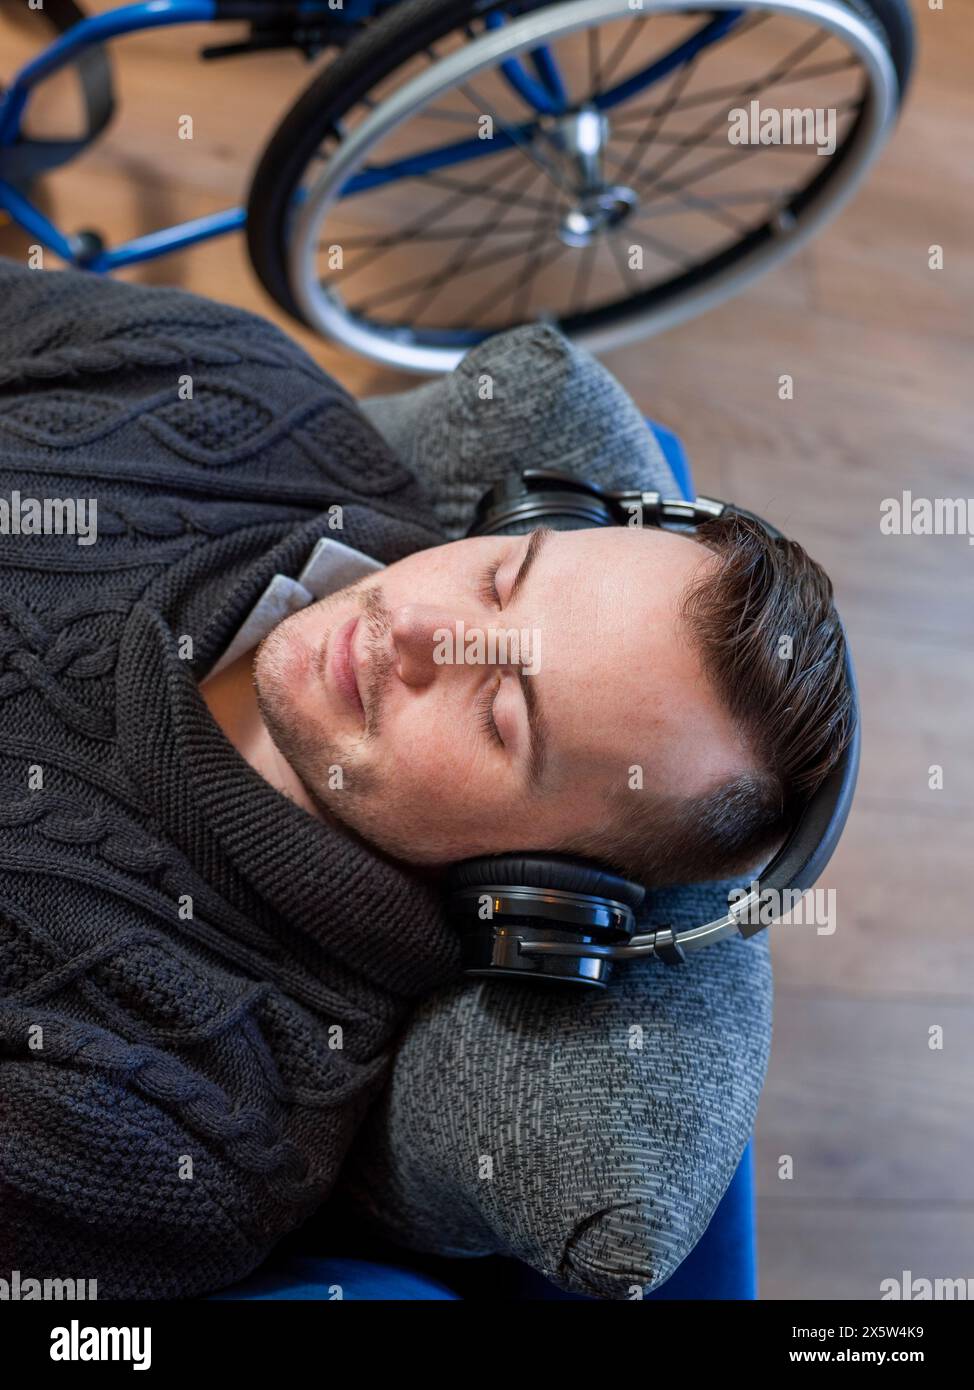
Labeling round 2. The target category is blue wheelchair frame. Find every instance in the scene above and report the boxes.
[0,0,743,273]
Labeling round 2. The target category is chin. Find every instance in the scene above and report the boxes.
[255,618,309,705]
[253,626,307,747]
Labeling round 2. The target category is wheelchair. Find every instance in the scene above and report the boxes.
[0,0,913,371]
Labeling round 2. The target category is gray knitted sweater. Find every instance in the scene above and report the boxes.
[0,261,464,1299]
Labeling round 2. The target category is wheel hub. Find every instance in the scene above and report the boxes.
[558,185,640,246]
[535,104,640,247]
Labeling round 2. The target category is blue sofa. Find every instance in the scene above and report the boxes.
[210,1139,756,1300]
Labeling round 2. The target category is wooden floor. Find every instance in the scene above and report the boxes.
[2,0,972,1300]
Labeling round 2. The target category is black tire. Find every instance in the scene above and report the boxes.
[246,0,914,333]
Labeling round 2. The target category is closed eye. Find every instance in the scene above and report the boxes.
[476,558,503,609]
[475,557,504,746]
[476,674,504,747]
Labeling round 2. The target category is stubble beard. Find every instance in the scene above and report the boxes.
[253,587,390,830]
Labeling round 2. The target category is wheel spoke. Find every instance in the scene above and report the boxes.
[587,27,602,95]
[510,180,562,323]
[634,174,750,234]
[417,105,492,124]
[634,28,837,196]
[347,229,548,318]
[592,15,651,98]
[454,77,575,199]
[338,219,552,249]
[614,220,694,271]
[613,52,701,189]
[630,185,792,217]
[568,239,597,318]
[331,157,541,279]
[461,237,571,326]
[633,138,768,201]
[606,223,637,292]
[352,165,549,320]
[393,164,560,214]
[600,148,755,235]
[610,56,862,125]
[628,94,863,205]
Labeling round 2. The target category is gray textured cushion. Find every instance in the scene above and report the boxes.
[360,322,680,542]
[349,325,773,1298]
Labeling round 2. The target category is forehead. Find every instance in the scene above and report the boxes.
[546,523,708,586]
[522,524,714,652]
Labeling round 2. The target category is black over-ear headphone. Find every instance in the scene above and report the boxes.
[445,468,860,989]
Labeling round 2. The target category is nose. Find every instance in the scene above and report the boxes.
[390,604,508,686]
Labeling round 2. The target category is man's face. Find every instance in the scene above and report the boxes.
[254,525,752,866]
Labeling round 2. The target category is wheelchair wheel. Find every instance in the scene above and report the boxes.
[247,0,912,373]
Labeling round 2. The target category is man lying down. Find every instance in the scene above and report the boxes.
[0,259,853,1299]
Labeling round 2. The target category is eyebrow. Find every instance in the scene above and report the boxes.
[508,525,552,793]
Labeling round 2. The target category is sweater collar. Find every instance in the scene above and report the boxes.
[115,513,463,1000]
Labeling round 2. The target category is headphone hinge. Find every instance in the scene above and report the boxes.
[651,927,687,966]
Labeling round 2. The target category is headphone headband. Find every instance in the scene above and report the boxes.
[467,466,728,536]
[449,466,859,988]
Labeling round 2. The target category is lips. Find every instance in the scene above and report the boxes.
[329,615,365,718]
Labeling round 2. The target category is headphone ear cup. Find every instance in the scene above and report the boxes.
[447,853,645,988]
[447,852,645,913]
[472,509,612,539]
[468,474,619,538]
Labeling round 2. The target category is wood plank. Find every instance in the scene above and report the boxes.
[766,802,974,1000]
[852,634,974,809]
[757,1203,974,1300]
[754,995,974,1202]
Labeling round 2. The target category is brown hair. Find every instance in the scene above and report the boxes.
[562,510,856,887]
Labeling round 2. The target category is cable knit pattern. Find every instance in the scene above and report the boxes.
[0,270,774,1302]
[0,259,462,1300]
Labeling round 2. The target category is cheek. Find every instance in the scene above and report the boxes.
[381,701,495,817]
